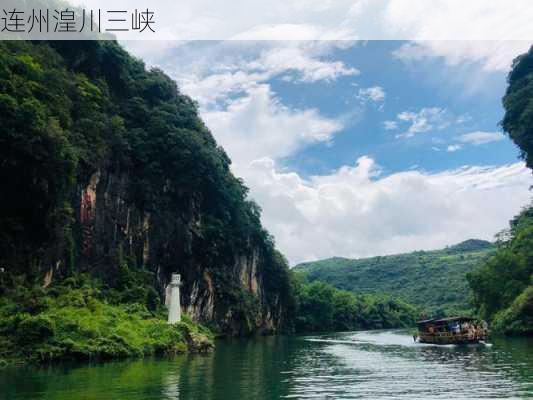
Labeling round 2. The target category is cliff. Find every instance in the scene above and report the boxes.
[0,41,293,335]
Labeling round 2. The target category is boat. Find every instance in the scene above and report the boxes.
[416,316,488,345]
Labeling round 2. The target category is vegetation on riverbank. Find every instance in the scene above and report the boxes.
[294,239,495,316]
[293,278,417,333]
[0,275,213,365]
[468,206,533,336]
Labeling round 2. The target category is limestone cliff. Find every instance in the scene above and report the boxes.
[74,166,288,335]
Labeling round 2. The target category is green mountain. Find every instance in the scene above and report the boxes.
[294,239,496,315]
[0,40,293,339]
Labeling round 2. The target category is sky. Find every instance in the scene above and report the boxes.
[51,0,533,265]
[118,39,533,265]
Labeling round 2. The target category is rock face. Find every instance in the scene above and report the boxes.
[74,164,288,335]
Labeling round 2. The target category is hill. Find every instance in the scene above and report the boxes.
[0,40,293,339]
[294,239,496,315]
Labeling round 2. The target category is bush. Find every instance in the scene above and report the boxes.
[16,315,56,345]
[0,279,213,363]
[492,286,533,336]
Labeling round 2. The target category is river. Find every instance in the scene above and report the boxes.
[1,330,532,399]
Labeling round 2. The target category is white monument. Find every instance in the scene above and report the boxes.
[167,273,182,324]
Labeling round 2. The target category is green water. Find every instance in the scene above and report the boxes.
[1,330,532,399]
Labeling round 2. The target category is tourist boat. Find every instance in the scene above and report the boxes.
[416,316,488,345]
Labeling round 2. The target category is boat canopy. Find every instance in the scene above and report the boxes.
[416,316,475,327]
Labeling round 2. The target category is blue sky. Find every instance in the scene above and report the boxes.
[125,40,533,264]
[268,41,519,177]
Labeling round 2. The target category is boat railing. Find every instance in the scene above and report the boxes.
[419,330,487,341]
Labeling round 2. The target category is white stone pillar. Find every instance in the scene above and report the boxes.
[167,273,182,324]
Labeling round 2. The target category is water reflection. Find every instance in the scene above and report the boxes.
[0,331,532,400]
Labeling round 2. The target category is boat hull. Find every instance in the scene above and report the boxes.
[418,333,487,345]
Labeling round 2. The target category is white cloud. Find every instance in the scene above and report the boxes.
[73,0,533,42]
[459,131,506,145]
[246,45,359,83]
[357,86,386,103]
[395,107,451,138]
[242,158,533,264]
[202,84,343,172]
[384,120,398,130]
[393,41,531,73]
[142,41,359,108]
[447,144,462,152]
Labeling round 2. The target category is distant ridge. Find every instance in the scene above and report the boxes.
[294,239,496,315]
[447,239,493,252]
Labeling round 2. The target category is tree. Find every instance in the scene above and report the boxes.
[502,45,533,170]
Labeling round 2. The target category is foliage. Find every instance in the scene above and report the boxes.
[292,278,417,333]
[294,240,495,316]
[0,277,213,364]
[467,205,533,335]
[502,44,533,169]
[464,46,533,337]
[492,286,533,335]
[0,40,293,332]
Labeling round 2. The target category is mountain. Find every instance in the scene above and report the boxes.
[294,240,496,315]
[0,40,293,336]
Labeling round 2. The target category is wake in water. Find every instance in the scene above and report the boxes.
[307,330,492,349]
[294,330,528,399]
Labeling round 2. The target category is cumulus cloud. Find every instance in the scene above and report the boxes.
[394,107,452,138]
[153,42,359,108]
[357,86,386,103]
[202,84,343,171]
[246,45,359,83]
[459,131,506,145]
[241,158,533,264]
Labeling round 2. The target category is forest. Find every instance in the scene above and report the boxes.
[292,277,417,333]
[295,239,495,316]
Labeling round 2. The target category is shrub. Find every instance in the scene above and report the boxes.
[16,315,56,346]
[0,279,213,363]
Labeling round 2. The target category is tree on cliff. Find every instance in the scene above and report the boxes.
[502,45,533,170]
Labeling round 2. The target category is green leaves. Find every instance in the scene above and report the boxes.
[503,45,533,170]
[468,205,533,334]
[293,279,417,333]
[0,280,213,363]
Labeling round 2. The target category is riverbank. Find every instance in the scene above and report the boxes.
[0,277,213,365]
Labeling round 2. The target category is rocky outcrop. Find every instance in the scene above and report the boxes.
[74,165,288,335]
